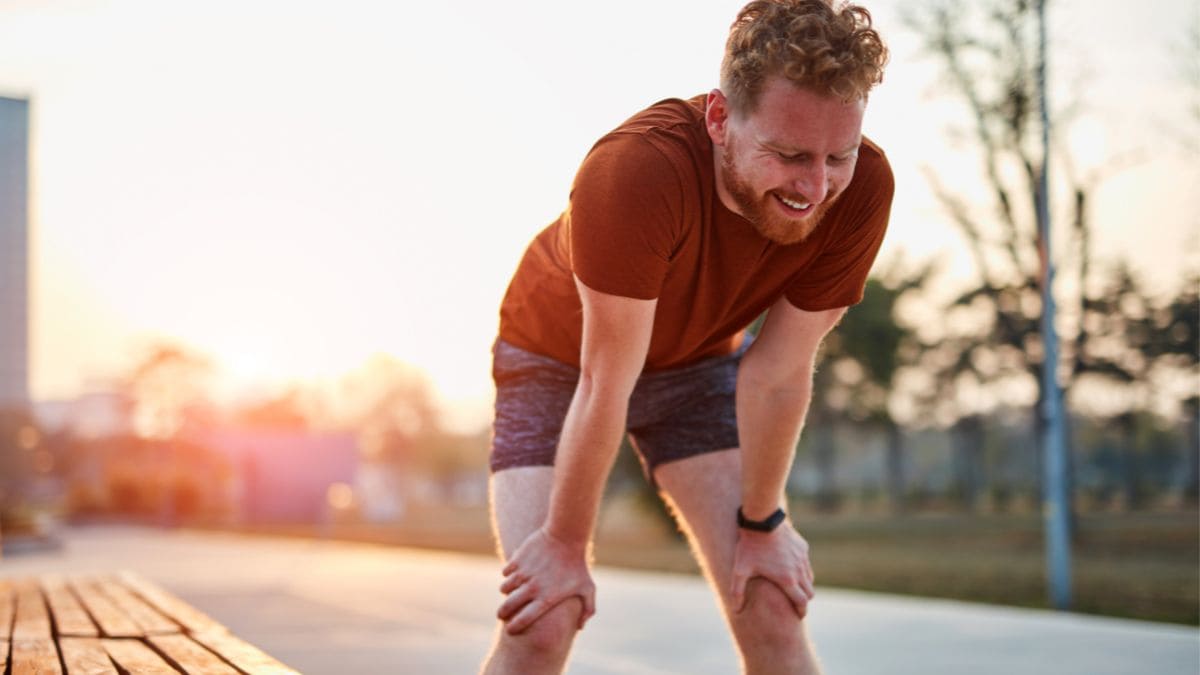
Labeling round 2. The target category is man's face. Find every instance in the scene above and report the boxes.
[707,77,866,245]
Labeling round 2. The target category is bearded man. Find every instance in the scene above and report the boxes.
[482,2,892,673]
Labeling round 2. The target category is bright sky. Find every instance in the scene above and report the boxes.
[0,0,1196,431]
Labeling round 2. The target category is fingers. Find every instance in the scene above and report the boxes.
[498,570,597,632]
[783,583,811,619]
[798,567,815,601]
[499,572,525,594]
[734,571,815,619]
[497,582,537,622]
[505,598,550,635]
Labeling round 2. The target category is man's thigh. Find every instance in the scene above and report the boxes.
[490,467,555,560]
[651,448,744,602]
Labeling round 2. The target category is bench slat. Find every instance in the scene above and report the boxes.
[70,578,142,639]
[40,575,100,638]
[148,634,240,675]
[0,579,14,641]
[10,637,63,675]
[58,637,119,675]
[12,579,52,641]
[191,630,301,675]
[100,638,178,674]
[117,572,227,635]
[3,572,294,675]
[96,576,180,635]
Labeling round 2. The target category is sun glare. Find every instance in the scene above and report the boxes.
[221,348,275,386]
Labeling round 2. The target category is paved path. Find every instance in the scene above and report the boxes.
[1,525,1196,674]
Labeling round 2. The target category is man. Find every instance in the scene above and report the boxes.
[482,1,891,673]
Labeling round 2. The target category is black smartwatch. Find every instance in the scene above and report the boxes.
[736,506,787,532]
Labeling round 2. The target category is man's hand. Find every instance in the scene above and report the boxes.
[497,527,597,635]
[730,523,816,618]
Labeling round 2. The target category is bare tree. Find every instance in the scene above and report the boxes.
[904,0,1198,516]
[901,0,1099,509]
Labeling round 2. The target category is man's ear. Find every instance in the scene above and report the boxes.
[706,89,730,147]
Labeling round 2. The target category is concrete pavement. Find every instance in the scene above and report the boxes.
[1,525,1196,674]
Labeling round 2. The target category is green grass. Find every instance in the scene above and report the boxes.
[787,510,1199,625]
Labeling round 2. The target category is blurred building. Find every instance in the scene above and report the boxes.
[197,429,359,524]
[0,96,30,408]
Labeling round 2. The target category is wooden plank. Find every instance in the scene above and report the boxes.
[191,630,300,675]
[148,634,239,675]
[58,638,118,675]
[0,578,14,640]
[69,578,141,639]
[12,578,52,641]
[100,639,178,674]
[40,575,99,638]
[93,576,179,635]
[10,637,62,675]
[117,572,227,635]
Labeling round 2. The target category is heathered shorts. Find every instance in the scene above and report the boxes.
[489,336,750,479]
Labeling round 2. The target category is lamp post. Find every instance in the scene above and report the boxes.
[1036,0,1073,611]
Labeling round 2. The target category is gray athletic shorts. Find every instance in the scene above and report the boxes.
[489,336,750,479]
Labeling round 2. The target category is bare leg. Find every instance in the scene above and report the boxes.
[480,467,584,675]
[654,449,824,675]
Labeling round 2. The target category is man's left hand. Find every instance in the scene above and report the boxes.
[729,523,815,618]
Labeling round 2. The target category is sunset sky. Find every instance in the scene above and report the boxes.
[0,0,1196,431]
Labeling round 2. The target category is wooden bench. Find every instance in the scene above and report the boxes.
[0,571,299,674]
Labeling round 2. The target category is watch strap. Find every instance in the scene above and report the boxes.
[737,506,787,532]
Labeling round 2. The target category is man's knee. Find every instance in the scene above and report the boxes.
[497,597,583,658]
[730,578,810,653]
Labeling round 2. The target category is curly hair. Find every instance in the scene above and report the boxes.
[721,0,888,113]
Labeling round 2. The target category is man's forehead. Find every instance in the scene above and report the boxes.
[732,83,866,147]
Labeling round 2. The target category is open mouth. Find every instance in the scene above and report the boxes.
[773,192,813,215]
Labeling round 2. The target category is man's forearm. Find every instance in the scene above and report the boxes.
[544,376,628,546]
[736,373,812,519]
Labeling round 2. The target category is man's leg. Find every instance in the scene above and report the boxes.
[480,467,585,675]
[654,448,824,675]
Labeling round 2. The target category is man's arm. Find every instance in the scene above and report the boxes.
[731,297,846,615]
[497,276,655,634]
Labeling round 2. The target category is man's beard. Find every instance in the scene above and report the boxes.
[720,147,837,246]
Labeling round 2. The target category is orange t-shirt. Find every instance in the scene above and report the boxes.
[498,95,894,372]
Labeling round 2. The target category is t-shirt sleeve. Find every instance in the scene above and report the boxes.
[785,150,894,311]
[567,133,685,300]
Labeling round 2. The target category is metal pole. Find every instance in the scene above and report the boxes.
[1036,0,1073,610]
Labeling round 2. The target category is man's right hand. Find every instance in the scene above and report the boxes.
[497,527,597,635]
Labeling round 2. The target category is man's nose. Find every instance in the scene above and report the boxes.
[793,164,828,205]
